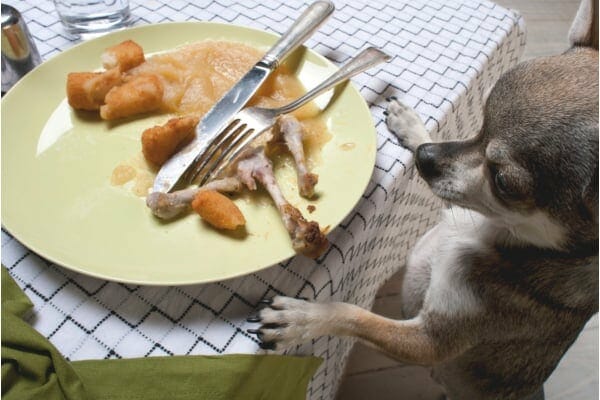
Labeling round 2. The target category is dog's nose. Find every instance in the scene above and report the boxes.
[415,144,441,179]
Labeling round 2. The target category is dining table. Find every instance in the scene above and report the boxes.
[2,0,526,398]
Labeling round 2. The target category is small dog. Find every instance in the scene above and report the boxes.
[250,1,598,398]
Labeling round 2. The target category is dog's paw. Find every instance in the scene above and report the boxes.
[385,98,431,152]
[247,296,326,351]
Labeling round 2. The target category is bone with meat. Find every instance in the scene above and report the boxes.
[146,115,328,257]
[236,147,328,258]
[146,177,243,219]
[271,115,318,198]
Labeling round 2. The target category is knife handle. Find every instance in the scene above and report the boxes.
[261,0,334,69]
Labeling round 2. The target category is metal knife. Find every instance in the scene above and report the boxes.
[152,0,335,193]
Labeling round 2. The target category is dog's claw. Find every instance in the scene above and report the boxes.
[247,328,261,334]
[246,315,261,323]
[259,341,276,350]
[383,110,389,116]
[263,322,287,329]
[259,298,273,305]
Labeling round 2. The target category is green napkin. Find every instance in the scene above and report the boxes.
[1,268,321,400]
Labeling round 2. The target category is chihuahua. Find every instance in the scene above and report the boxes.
[249,0,598,398]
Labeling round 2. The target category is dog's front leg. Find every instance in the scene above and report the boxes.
[385,98,432,152]
[251,296,443,365]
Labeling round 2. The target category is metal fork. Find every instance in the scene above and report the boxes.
[188,46,391,185]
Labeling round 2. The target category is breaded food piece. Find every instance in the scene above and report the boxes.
[100,74,164,120]
[141,116,199,166]
[66,68,122,110]
[90,68,122,104]
[101,40,145,72]
[67,72,99,110]
[191,190,246,230]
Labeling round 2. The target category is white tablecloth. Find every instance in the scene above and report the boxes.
[2,1,526,398]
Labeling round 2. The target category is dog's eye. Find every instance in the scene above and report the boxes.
[494,171,511,195]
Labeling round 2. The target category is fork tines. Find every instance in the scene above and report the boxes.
[188,115,262,186]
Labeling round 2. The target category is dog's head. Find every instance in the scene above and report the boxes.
[416,0,598,251]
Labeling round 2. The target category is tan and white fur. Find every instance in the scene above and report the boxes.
[249,1,598,398]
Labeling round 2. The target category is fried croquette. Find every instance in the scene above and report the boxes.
[141,116,199,166]
[191,190,246,230]
[101,40,145,72]
[100,74,164,120]
[66,68,122,110]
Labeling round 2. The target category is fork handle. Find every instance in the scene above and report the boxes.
[261,0,334,69]
[277,47,391,114]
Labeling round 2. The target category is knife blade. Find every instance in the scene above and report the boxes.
[152,65,270,193]
[152,0,334,193]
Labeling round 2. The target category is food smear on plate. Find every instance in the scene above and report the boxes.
[66,39,331,258]
[110,164,136,185]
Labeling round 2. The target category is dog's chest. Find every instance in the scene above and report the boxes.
[421,209,492,317]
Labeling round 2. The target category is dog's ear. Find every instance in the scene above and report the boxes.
[569,0,599,49]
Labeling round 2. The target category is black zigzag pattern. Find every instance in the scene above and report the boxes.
[4,0,526,399]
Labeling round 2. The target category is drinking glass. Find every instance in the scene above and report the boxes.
[53,0,131,38]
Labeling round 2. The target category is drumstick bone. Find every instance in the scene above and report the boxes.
[271,115,318,198]
[236,147,328,258]
[146,177,243,219]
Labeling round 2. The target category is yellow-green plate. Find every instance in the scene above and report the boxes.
[1,22,376,285]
